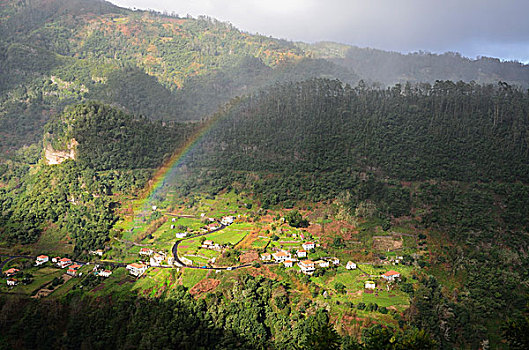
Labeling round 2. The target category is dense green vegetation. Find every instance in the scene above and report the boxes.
[0,274,437,350]
[1,102,188,253]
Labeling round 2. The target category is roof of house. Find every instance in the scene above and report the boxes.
[347,261,355,264]
[284,260,293,263]
[274,251,288,257]
[303,242,314,245]
[383,270,400,276]
[37,255,48,259]
[128,263,146,269]
[297,249,307,253]
[140,248,152,252]
[5,268,19,274]
[102,270,112,274]
[300,259,314,265]
[70,264,81,270]
[60,257,71,262]
[365,281,375,284]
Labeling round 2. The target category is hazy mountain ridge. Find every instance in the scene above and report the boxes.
[301,41,529,88]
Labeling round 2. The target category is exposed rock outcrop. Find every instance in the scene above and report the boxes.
[44,139,78,165]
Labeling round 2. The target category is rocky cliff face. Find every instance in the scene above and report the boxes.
[44,139,78,165]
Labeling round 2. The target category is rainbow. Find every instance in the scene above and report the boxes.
[132,113,221,217]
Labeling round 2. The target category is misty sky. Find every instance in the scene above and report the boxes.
[110,0,529,63]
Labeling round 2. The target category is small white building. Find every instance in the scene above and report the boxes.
[167,257,174,266]
[365,281,376,290]
[175,232,187,239]
[139,248,153,256]
[261,253,272,261]
[7,278,17,286]
[283,260,294,268]
[329,257,340,265]
[172,218,177,222]
[346,261,357,270]
[302,242,315,250]
[150,253,165,267]
[298,260,315,275]
[273,251,291,262]
[99,270,112,278]
[58,258,72,269]
[35,255,49,266]
[296,250,307,258]
[127,263,148,277]
[221,216,235,226]
[381,270,401,282]
[315,260,330,268]
[67,264,81,276]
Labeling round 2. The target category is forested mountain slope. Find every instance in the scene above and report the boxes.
[0,0,356,152]
[196,79,529,183]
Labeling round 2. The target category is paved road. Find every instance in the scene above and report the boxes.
[171,225,276,270]
[0,255,34,271]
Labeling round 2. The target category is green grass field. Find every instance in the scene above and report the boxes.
[181,268,209,288]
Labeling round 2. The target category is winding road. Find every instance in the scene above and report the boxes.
[171,224,275,270]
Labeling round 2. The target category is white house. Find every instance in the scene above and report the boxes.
[296,250,307,258]
[283,260,294,268]
[346,261,357,270]
[273,251,291,262]
[302,242,315,250]
[172,218,176,222]
[329,257,340,265]
[175,232,187,239]
[35,255,49,266]
[127,263,148,277]
[7,278,17,286]
[150,253,165,266]
[260,253,272,261]
[139,248,153,256]
[67,264,81,276]
[99,270,112,278]
[52,257,60,263]
[315,260,330,268]
[298,260,315,275]
[221,216,235,226]
[381,270,400,282]
[58,258,72,268]
[365,281,376,290]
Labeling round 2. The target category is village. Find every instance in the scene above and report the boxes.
[1,190,419,314]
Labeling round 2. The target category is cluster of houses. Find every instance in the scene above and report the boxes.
[364,270,401,290]
[260,242,340,275]
[4,268,19,286]
[139,248,172,267]
[201,240,224,251]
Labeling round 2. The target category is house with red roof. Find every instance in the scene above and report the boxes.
[381,270,401,282]
[35,255,49,266]
[139,248,153,256]
[67,264,81,276]
[298,260,315,275]
[283,260,294,268]
[99,270,112,278]
[296,249,307,258]
[302,242,315,250]
[58,258,72,268]
[4,268,19,277]
[126,263,148,277]
[272,251,291,262]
